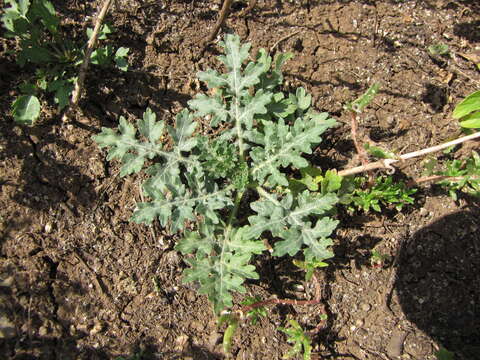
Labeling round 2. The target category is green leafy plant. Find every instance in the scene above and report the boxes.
[278,320,312,360]
[453,90,480,129]
[348,176,417,212]
[432,151,480,200]
[293,257,328,281]
[2,0,129,125]
[94,34,339,316]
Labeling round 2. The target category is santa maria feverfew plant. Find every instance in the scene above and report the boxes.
[94,34,339,315]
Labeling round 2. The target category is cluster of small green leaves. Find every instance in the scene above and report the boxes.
[428,152,480,200]
[289,167,416,213]
[278,320,312,360]
[94,34,339,315]
[347,176,417,212]
[424,90,480,200]
[240,296,268,325]
[2,0,129,125]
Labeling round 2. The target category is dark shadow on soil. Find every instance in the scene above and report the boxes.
[395,207,480,359]
[453,20,480,43]
[421,83,448,112]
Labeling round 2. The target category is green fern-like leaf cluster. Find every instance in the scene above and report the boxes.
[94,34,338,314]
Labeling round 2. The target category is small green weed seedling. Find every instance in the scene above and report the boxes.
[2,0,129,125]
[428,43,450,56]
[428,151,480,200]
[278,320,312,360]
[348,176,417,212]
[370,249,390,268]
[94,34,339,317]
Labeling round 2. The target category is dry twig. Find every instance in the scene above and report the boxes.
[63,0,114,121]
[338,131,480,177]
[206,0,234,43]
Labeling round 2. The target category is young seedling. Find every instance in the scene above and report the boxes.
[370,249,390,268]
[278,319,312,360]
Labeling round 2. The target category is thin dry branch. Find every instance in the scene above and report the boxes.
[269,30,302,53]
[67,0,113,115]
[206,0,233,43]
[338,131,480,177]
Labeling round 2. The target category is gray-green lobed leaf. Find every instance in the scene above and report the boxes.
[250,114,336,187]
[248,190,338,261]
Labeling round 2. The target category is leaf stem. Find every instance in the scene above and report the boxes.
[256,186,281,206]
[227,190,244,228]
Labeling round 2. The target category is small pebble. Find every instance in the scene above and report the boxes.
[39,325,49,336]
[90,320,103,335]
[44,223,53,233]
[355,319,364,327]
[356,328,368,338]
[360,303,371,312]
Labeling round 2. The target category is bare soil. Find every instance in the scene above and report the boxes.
[1,1,479,359]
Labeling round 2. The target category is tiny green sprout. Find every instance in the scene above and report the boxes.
[278,320,312,360]
[370,250,390,268]
[428,43,450,56]
[293,258,328,281]
[289,167,342,196]
[344,83,381,113]
[453,90,480,129]
[241,296,267,325]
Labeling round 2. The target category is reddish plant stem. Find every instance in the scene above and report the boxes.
[350,111,369,167]
[241,274,322,313]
